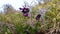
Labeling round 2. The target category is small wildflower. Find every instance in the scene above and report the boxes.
[19,7,29,13]
[23,13,28,17]
[36,14,41,20]
[22,8,29,13]
[19,7,29,17]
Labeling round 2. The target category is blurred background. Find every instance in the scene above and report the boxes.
[0,0,60,34]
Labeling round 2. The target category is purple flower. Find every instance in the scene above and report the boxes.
[22,8,29,13]
[19,7,29,17]
[23,13,28,17]
[19,7,29,13]
[36,14,41,20]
